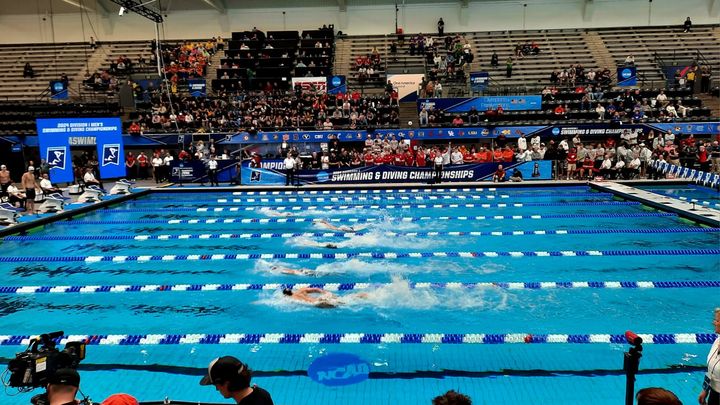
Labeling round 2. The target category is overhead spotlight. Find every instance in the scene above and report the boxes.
[119,6,125,16]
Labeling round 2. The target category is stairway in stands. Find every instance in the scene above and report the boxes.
[582,31,616,70]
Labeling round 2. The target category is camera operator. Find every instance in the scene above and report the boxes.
[43,368,81,405]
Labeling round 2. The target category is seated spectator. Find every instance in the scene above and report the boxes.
[451,115,464,127]
[23,62,34,79]
[509,168,523,182]
[39,174,60,194]
[83,167,101,187]
[6,182,26,207]
[625,54,635,66]
[493,164,506,182]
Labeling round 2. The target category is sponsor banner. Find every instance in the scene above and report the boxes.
[617,66,637,87]
[388,74,425,102]
[188,79,207,97]
[327,75,347,95]
[292,77,328,94]
[168,159,239,183]
[646,122,720,135]
[470,72,489,92]
[240,161,550,185]
[36,117,124,182]
[418,96,542,113]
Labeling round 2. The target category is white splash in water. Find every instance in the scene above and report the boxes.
[286,230,437,250]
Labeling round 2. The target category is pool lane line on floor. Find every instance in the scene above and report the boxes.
[1,248,718,263]
[2,280,719,295]
[0,333,716,346]
[4,227,717,241]
[47,212,679,226]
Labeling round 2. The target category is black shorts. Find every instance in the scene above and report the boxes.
[26,189,35,200]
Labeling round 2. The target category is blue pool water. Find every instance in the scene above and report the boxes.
[0,185,718,404]
[637,184,720,207]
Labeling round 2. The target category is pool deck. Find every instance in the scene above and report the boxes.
[590,181,720,227]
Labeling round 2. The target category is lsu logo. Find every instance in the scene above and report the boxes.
[102,144,120,166]
[46,146,67,170]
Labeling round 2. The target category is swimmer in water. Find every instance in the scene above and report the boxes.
[315,219,366,233]
[271,265,318,276]
[262,209,295,217]
[282,287,367,308]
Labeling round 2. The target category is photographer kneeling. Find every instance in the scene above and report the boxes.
[44,368,81,405]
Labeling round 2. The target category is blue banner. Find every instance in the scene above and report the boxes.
[617,66,637,86]
[188,79,207,97]
[470,72,489,92]
[327,75,347,95]
[49,81,68,100]
[418,96,542,113]
[168,159,239,183]
[240,161,549,185]
[36,118,125,183]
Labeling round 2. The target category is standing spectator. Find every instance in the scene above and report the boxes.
[199,356,274,405]
[207,155,219,186]
[89,36,97,49]
[151,153,163,184]
[23,63,34,79]
[136,151,149,179]
[700,66,712,93]
[683,16,692,32]
[697,308,719,405]
[506,57,513,78]
[710,141,720,174]
[0,164,11,199]
[283,152,297,186]
[437,18,445,36]
[125,152,137,180]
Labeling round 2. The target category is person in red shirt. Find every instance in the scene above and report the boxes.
[393,152,405,166]
[496,105,504,115]
[579,156,595,180]
[415,149,426,167]
[136,151,149,180]
[566,148,578,179]
[364,150,374,166]
[554,104,565,117]
[125,152,137,180]
[493,148,503,162]
[452,115,464,127]
[382,152,394,165]
[128,121,141,134]
[404,150,415,166]
[474,146,491,163]
[501,146,515,162]
[493,164,506,182]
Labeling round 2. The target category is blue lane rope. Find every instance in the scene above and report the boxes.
[0,333,715,346]
[4,227,717,242]
[50,212,679,226]
[101,201,641,213]
[228,186,592,196]
[1,248,717,263]
[124,192,613,205]
[2,280,718,295]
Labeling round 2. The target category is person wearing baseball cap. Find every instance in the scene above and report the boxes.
[101,393,139,405]
[199,356,274,404]
[46,368,81,405]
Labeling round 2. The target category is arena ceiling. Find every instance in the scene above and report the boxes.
[0,0,521,15]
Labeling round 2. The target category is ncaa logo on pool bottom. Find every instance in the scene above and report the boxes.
[46,146,67,170]
[308,353,370,386]
[102,144,121,166]
[621,69,633,79]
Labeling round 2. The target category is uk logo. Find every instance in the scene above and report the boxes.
[102,144,120,166]
[46,146,66,170]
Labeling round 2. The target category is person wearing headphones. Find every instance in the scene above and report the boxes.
[200,356,274,404]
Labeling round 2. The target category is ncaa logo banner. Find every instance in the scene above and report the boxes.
[102,144,121,167]
[46,146,67,171]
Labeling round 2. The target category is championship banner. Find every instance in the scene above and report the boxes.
[292,77,327,94]
[388,74,425,102]
[617,66,637,87]
[240,161,552,185]
[327,75,347,95]
[36,117,124,183]
[188,79,207,97]
[418,96,542,112]
[470,72,489,92]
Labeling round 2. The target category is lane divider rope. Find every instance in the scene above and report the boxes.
[214,192,611,203]
[0,333,715,346]
[5,227,717,242]
[1,248,717,263]
[51,212,679,226]
[102,201,641,213]
[2,280,718,295]
[677,196,720,208]
[229,186,590,196]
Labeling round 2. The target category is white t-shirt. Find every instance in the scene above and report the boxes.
[517,137,527,151]
[163,156,174,166]
[321,156,330,170]
[40,178,53,189]
[207,160,218,170]
[434,156,443,166]
[84,172,97,183]
[450,151,463,165]
[283,157,296,170]
[152,157,163,167]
